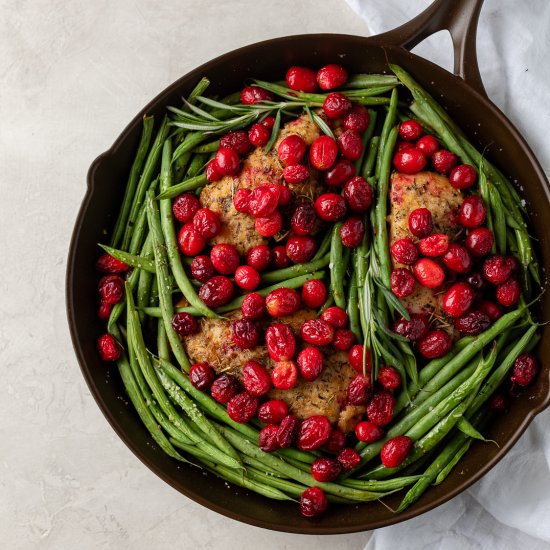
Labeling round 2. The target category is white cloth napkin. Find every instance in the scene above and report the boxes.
[344,1,550,548]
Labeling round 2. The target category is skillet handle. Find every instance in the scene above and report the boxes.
[370,0,487,98]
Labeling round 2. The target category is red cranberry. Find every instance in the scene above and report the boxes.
[511,353,538,386]
[455,311,490,335]
[496,278,521,307]
[286,236,317,263]
[393,148,427,174]
[171,312,198,337]
[443,282,475,318]
[234,265,260,290]
[478,299,503,321]
[391,237,419,265]
[278,134,307,166]
[356,421,384,443]
[178,223,205,256]
[506,256,521,273]
[265,288,301,317]
[277,414,299,448]
[214,147,240,176]
[98,301,112,321]
[266,323,296,361]
[483,255,512,284]
[343,104,370,132]
[396,141,415,153]
[380,435,413,468]
[231,319,260,349]
[348,344,371,374]
[465,271,487,292]
[465,227,494,257]
[432,149,458,174]
[98,275,124,305]
[489,393,508,412]
[311,457,342,482]
[242,360,271,396]
[393,313,430,342]
[227,391,259,423]
[220,130,252,156]
[97,333,121,362]
[210,374,239,403]
[193,208,221,240]
[189,362,215,391]
[233,188,251,213]
[450,164,477,189]
[443,243,473,274]
[391,268,416,298]
[315,304,347,327]
[326,429,346,452]
[333,329,355,351]
[300,319,334,346]
[261,116,275,129]
[258,424,280,453]
[247,244,272,271]
[459,196,486,228]
[198,276,234,306]
[309,135,338,171]
[416,134,439,158]
[206,159,222,182]
[324,159,356,187]
[408,208,433,238]
[96,253,129,273]
[241,292,266,320]
[248,184,279,218]
[286,66,317,92]
[258,400,289,424]
[323,92,352,118]
[210,244,240,275]
[271,360,298,390]
[314,193,347,221]
[317,64,348,90]
[418,330,452,358]
[346,374,372,406]
[296,347,324,381]
[240,85,273,105]
[172,193,200,223]
[272,245,291,269]
[413,258,445,288]
[344,176,373,212]
[291,203,317,236]
[190,256,215,283]
[399,119,423,141]
[283,164,310,185]
[340,216,365,248]
[418,233,449,257]
[277,184,292,206]
[337,130,363,161]
[255,210,282,237]
[378,366,402,390]
[248,123,270,147]
[297,415,332,451]
[301,279,327,308]
[337,447,361,470]
[300,487,328,518]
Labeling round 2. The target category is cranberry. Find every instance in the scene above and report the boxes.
[198,276,234,307]
[418,330,452,358]
[356,421,384,443]
[98,301,112,321]
[450,164,477,189]
[210,374,239,403]
[241,292,266,320]
[255,210,282,237]
[443,282,475,318]
[393,148,427,174]
[277,184,292,206]
[496,278,521,307]
[278,134,307,166]
[247,244,272,271]
[220,130,252,156]
[343,104,370,133]
[227,391,259,423]
[455,310,491,335]
[326,429,346,452]
[337,130,363,161]
[347,374,372,406]
[172,193,200,223]
[314,193,347,221]
[231,319,260,349]
[337,447,361,470]
[366,390,396,426]
[413,258,445,289]
[297,415,332,451]
[333,329,355,351]
[432,149,458,174]
[214,147,240,177]
[206,159,222,182]
[272,245,291,269]
[378,366,402,390]
[309,135,338,171]
[240,85,273,105]
[189,256,213,283]
[465,227,494,257]
[324,159,356,187]
[248,184,279,218]
[234,265,260,290]
[171,312,198,337]
[261,116,275,129]
[443,244,473,274]
[296,347,323,381]
[286,236,317,263]
[271,360,299,390]
[248,123,270,147]
[408,208,433,238]
[242,360,271,396]
[349,344,371,374]
[258,400,289,424]
[300,487,328,518]
[291,203,317,236]
[286,65,317,92]
[283,164,310,185]
[266,323,296,361]
[258,424,280,453]
[418,233,449,257]
[97,333,121,362]
[511,353,539,386]
[416,134,439,158]
[489,393,508,412]
[98,275,124,305]
[391,268,416,298]
[396,141,415,153]
[189,362,215,391]
[459,196,486,228]
[210,244,240,275]
[483,255,512,284]
[311,457,342,482]
[344,176,373,212]
[323,92,352,118]
[399,119,423,141]
[340,216,365,248]
[300,319,334,346]
[478,299,503,322]
[233,188,251,213]
[393,313,430,342]
[265,287,301,317]
[380,435,413,468]
[391,237,419,265]
[465,271,487,292]
[301,279,327,308]
[178,223,205,256]
[506,256,521,273]
[193,208,221,240]
[317,64,348,90]
[277,415,299,448]
[96,253,129,273]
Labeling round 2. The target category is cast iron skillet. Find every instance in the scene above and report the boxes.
[67,0,550,534]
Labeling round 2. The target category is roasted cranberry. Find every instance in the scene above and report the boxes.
[205,159,222,182]
[455,311,490,335]
[301,279,327,308]
[380,435,413,468]
[391,268,416,298]
[210,244,240,275]
[323,92,352,118]
[189,362,215,391]
[266,287,301,317]
[296,347,324,381]
[317,64,348,90]
[189,256,214,284]
[396,141,415,153]
[266,323,296,361]
[247,244,272,271]
[366,389,396,426]
[255,210,282,237]
[242,360,271,396]
[320,306,347,328]
[97,333,121,362]
[248,184,279,218]
[277,414,299,448]
[393,148,427,174]
[214,147,240,176]
[300,487,328,518]
[443,282,475,318]
[193,208,221,240]
[98,275,124,305]
[291,203,317,236]
[300,319,334,346]
[416,134,439,158]
[326,429,346,452]
[234,265,260,290]
[314,193,347,221]
[483,255,512,284]
[465,227,494,257]
[333,329,355,351]
[297,415,332,451]
[506,256,521,273]
[399,119,423,141]
[459,196,486,228]
[432,149,458,174]
[324,159,356,187]
[391,237,419,265]
[309,135,338,170]
[511,353,539,386]
[258,424,280,453]
[198,276,234,307]
[233,188,251,213]
[171,312,198,337]
[220,130,252,156]
[347,374,372,406]
[408,208,433,238]
[240,85,273,105]
[478,299,503,322]
[231,319,260,349]
[286,236,317,263]
[261,116,275,129]
[393,313,430,342]
[418,233,449,257]
[418,330,452,358]
[450,164,477,189]
[241,292,266,320]
[272,245,291,269]
[413,258,445,288]
[496,278,521,307]
[337,447,361,470]
[311,457,342,482]
[443,244,473,274]
[98,301,112,321]
[227,391,259,423]
[349,344,371,374]
[271,360,299,390]
[343,104,370,132]
[337,130,363,161]
[278,134,307,166]
[340,216,365,248]
[258,399,289,424]
[344,176,373,212]
[277,184,292,206]
[286,65,317,92]
[283,164,310,185]
[96,253,129,273]
[378,366,402,390]
[356,421,384,443]
[172,193,200,223]
[248,122,270,147]
[210,374,239,403]
[178,223,205,256]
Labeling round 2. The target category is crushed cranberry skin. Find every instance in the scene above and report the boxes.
[321,306,348,328]
[317,64,348,90]
[297,346,324,381]
[210,374,239,403]
[333,329,355,351]
[193,208,222,240]
[231,319,260,349]
[511,353,539,386]
[443,282,476,318]
[393,313,430,342]
[241,292,266,320]
[96,253,129,273]
[391,237,419,265]
[393,148,427,174]
[214,147,240,176]
[220,130,252,156]
[242,360,271,396]
[258,400,289,424]
[459,196,487,228]
[248,185,279,218]
[241,85,273,105]
[366,390,396,426]
[314,193,348,221]
[478,299,503,322]
[291,203,317,236]
[300,487,328,518]
[286,236,317,263]
[326,429,346,452]
[344,104,370,132]
[97,333,121,362]
[271,361,298,390]
[277,415,299,448]
[98,275,124,305]
[432,149,458,174]
[286,66,317,92]
[178,223,205,256]
[418,233,449,257]
[278,134,307,166]
[391,268,416,298]
[191,256,215,283]
[189,363,215,391]
[466,227,494,257]
[171,312,199,337]
[455,311,491,335]
[443,244,474,274]
[301,279,327,308]
[98,301,113,321]
[349,344,372,374]
[347,374,373,406]
[300,319,335,346]
[416,134,439,158]
[324,91,353,119]
[337,130,363,161]
[413,258,445,289]
[450,164,477,189]
[233,188,251,213]
[283,164,310,185]
[272,245,291,269]
[496,278,521,307]
[234,265,260,291]
[309,135,338,171]
[246,245,272,271]
[311,458,342,482]
[206,159,222,182]
[340,216,365,248]
[266,288,301,317]
[266,323,296,361]
[172,193,200,223]
[210,244,240,275]
[418,330,452,358]
[483,255,512,285]
[227,392,260,423]
[198,276,234,307]
[337,447,361,470]
[324,159,356,187]
[378,366,402,390]
[258,424,280,453]
[297,415,332,451]
[380,436,413,468]
[255,210,282,237]
[248,122,271,147]
[344,176,373,213]
[399,119,423,141]
[356,421,384,443]
[409,208,433,238]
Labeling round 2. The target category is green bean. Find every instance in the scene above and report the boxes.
[312,230,333,261]
[192,140,219,153]
[340,475,423,492]
[362,135,380,180]
[344,74,399,88]
[355,109,378,173]
[185,153,208,177]
[489,184,507,255]
[433,438,472,485]
[155,173,208,200]
[375,87,398,181]
[99,244,155,273]
[136,260,154,321]
[172,131,210,165]
[260,254,329,285]
[347,270,361,341]
[330,223,346,309]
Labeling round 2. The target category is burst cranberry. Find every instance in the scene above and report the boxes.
[301,279,327,308]
[340,216,365,248]
[98,301,112,321]
[210,244,240,275]
[317,64,348,90]
[443,282,475,317]
[277,184,292,206]
[97,333,121,362]
[171,312,198,337]
[266,323,296,361]
[347,374,372,406]
[311,458,342,482]
[286,65,317,92]
[240,85,273,105]
[277,414,299,448]
[320,306,348,328]
[283,164,310,184]
[380,436,413,468]
[418,233,449,257]
[178,223,205,256]
[258,400,289,424]
[378,366,402,390]
[206,159,222,182]
[408,208,433,238]
[193,208,221,240]
[278,134,307,166]
[189,256,213,283]
[300,319,334,346]
[291,203,317,236]
[416,134,439,158]
[198,276,234,306]
[309,135,338,170]
[333,329,355,351]
[271,360,298,390]
[443,243,474,274]
[465,227,494,257]
[418,330,452,358]
[432,149,458,174]
[356,421,384,443]
[489,393,508,412]
[455,310,491,335]
[459,196,486,228]
[343,104,370,132]
[367,390,396,426]
[511,353,539,386]
[324,159,355,187]
[266,288,301,317]
[326,429,346,452]
[297,415,332,451]
[391,268,416,298]
[214,147,240,176]
[248,185,279,218]
[393,148,427,174]
[241,292,266,320]
[189,362,215,391]
[172,193,200,223]
[297,347,324,381]
[242,360,271,396]
[231,319,260,349]
[233,188,251,213]
[344,176,373,212]
[391,237,419,265]
[286,236,317,263]
[496,278,521,307]
[247,244,272,271]
[210,374,239,403]
[450,164,477,189]
[478,299,502,321]
[337,447,361,470]
[337,130,363,161]
[314,193,347,221]
[272,245,291,269]
[96,253,129,273]
[414,258,445,288]
[393,313,429,342]
[255,210,282,237]
[399,119,423,141]
[98,275,124,305]
[227,392,259,423]
[220,130,252,156]
[300,487,328,518]
[258,424,280,453]
[349,344,372,374]
[248,123,270,147]
[323,92,352,118]
[483,255,512,284]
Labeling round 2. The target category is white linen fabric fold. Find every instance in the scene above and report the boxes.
[344,1,550,548]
